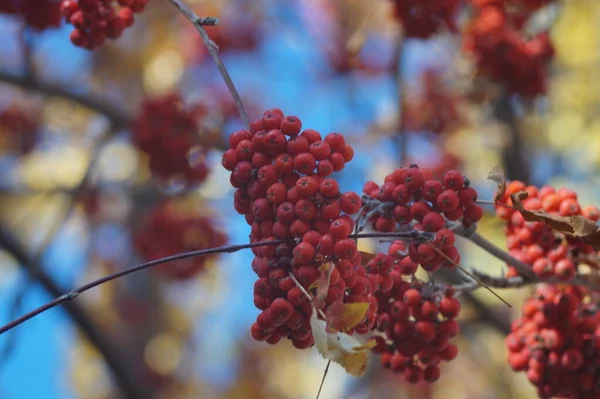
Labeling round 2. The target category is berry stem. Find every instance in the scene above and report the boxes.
[168,0,250,130]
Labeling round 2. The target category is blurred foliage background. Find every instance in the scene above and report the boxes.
[0,0,598,398]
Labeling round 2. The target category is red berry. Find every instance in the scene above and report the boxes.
[309,141,332,161]
[436,190,460,212]
[281,116,302,136]
[324,132,346,152]
[301,129,322,144]
[293,153,317,175]
[443,170,465,190]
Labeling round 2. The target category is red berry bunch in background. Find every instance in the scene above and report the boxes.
[0,0,61,30]
[60,0,148,49]
[391,0,460,39]
[132,93,211,187]
[0,105,40,154]
[375,268,461,384]
[495,181,599,280]
[362,166,483,273]
[134,199,227,280]
[401,70,463,135]
[463,0,555,97]
[222,109,387,348]
[506,284,600,398]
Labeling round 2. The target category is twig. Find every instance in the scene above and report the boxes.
[428,243,511,307]
[493,91,530,182]
[0,229,150,399]
[168,0,250,130]
[0,197,76,369]
[0,239,286,335]
[456,228,600,290]
[0,134,110,368]
[0,229,432,336]
[452,270,528,292]
[0,70,131,129]
[455,228,538,280]
[392,35,407,164]
[316,360,331,399]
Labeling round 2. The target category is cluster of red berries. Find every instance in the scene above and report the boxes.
[0,105,39,154]
[495,181,599,280]
[222,109,387,348]
[132,93,210,187]
[401,70,462,135]
[375,266,461,384]
[506,284,600,398]
[362,167,483,272]
[463,0,555,97]
[0,0,61,30]
[134,199,227,280]
[391,0,460,39]
[60,0,148,49]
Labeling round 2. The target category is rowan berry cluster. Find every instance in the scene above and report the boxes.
[495,181,599,280]
[390,0,460,39]
[463,0,555,97]
[222,109,386,348]
[60,0,148,49]
[132,93,210,187]
[401,70,462,135]
[375,264,461,384]
[361,167,483,273]
[0,105,39,154]
[506,284,600,398]
[134,199,227,280]
[0,0,61,30]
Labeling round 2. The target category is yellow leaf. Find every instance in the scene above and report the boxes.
[310,310,372,377]
[326,301,370,333]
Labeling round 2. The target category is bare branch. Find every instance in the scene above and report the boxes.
[455,227,600,291]
[0,70,131,129]
[168,0,250,130]
[0,229,150,399]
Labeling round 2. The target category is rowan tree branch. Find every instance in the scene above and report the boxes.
[455,227,600,290]
[0,70,131,129]
[168,0,251,130]
[0,229,150,399]
[494,91,530,182]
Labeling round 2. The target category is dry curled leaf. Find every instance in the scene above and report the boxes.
[309,262,335,310]
[487,166,506,203]
[359,250,376,266]
[511,192,600,248]
[310,309,376,377]
[326,301,370,333]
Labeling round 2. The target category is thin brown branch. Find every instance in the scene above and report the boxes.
[0,229,150,399]
[428,242,511,307]
[0,239,286,336]
[0,70,131,129]
[456,227,600,290]
[168,0,250,130]
[0,230,432,336]
[452,270,528,292]
[392,35,407,164]
[493,91,530,182]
